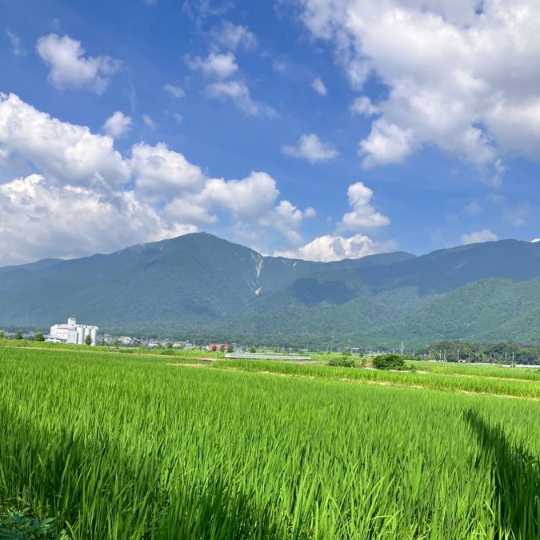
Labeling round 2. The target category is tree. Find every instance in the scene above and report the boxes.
[99,338,106,346]
[227,344,234,353]
[0,331,4,339]
[85,334,93,346]
[35,333,45,342]
[113,338,119,347]
[15,331,23,340]
[166,342,173,349]
[372,354,405,370]
[212,345,217,352]
[249,346,256,353]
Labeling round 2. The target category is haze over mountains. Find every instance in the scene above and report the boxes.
[1,233,539,347]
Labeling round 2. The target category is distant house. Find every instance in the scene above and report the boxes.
[47,318,98,346]
[207,343,228,351]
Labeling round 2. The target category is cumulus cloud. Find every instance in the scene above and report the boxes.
[461,229,499,245]
[532,239,540,243]
[296,0,540,175]
[311,77,328,96]
[339,182,390,231]
[211,21,257,51]
[0,93,130,188]
[36,34,120,94]
[130,142,206,197]
[163,84,185,98]
[187,52,238,79]
[282,133,338,163]
[103,111,132,138]
[276,234,394,262]
[0,94,310,265]
[206,80,267,116]
[0,175,193,266]
[351,96,379,116]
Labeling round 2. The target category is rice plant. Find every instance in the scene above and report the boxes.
[0,347,539,539]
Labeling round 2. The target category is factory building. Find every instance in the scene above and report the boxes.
[47,318,98,346]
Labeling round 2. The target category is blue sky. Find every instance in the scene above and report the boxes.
[1,0,539,265]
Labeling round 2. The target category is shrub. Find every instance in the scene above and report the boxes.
[372,354,405,370]
[328,358,355,368]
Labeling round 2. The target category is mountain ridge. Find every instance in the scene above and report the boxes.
[1,233,539,346]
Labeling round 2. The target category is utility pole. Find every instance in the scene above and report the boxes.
[400,342,404,355]
[457,348,460,362]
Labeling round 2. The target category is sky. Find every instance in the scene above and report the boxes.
[0,0,539,266]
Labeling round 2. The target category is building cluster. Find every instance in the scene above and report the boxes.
[47,318,98,346]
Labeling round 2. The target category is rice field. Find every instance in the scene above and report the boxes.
[1,346,540,539]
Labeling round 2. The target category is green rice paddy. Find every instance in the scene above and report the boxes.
[1,346,539,539]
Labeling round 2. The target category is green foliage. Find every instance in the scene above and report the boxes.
[418,340,540,364]
[249,346,256,353]
[372,354,405,370]
[14,332,22,340]
[34,333,45,342]
[0,509,58,540]
[166,342,173,349]
[0,331,5,339]
[328,358,355,368]
[84,334,93,346]
[226,344,234,353]
[1,346,540,539]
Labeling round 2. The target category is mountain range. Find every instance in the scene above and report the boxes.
[1,233,540,347]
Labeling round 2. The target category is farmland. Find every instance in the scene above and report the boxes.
[1,346,540,539]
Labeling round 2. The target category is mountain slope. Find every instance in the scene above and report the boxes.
[1,233,540,346]
[0,233,414,330]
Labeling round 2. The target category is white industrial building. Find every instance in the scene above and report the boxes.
[47,318,98,346]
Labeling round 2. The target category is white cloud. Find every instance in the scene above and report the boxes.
[0,174,193,266]
[206,80,265,116]
[311,77,328,96]
[282,133,338,163]
[339,182,390,231]
[461,229,498,245]
[351,96,379,116]
[0,93,130,188]
[142,114,156,129]
[0,94,310,265]
[296,0,540,173]
[173,113,183,124]
[131,142,205,197]
[163,84,185,98]
[103,111,132,138]
[187,52,238,79]
[359,119,415,168]
[36,34,120,94]
[6,29,25,56]
[277,234,393,262]
[532,238,540,243]
[211,21,257,51]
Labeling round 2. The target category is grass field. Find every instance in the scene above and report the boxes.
[1,345,540,539]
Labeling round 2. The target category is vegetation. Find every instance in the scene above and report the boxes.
[418,340,540,364]
[1,345,540,539]
[3,234,540,347]
[372,354,405,370]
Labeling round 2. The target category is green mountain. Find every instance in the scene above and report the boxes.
[1,233,540,346]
